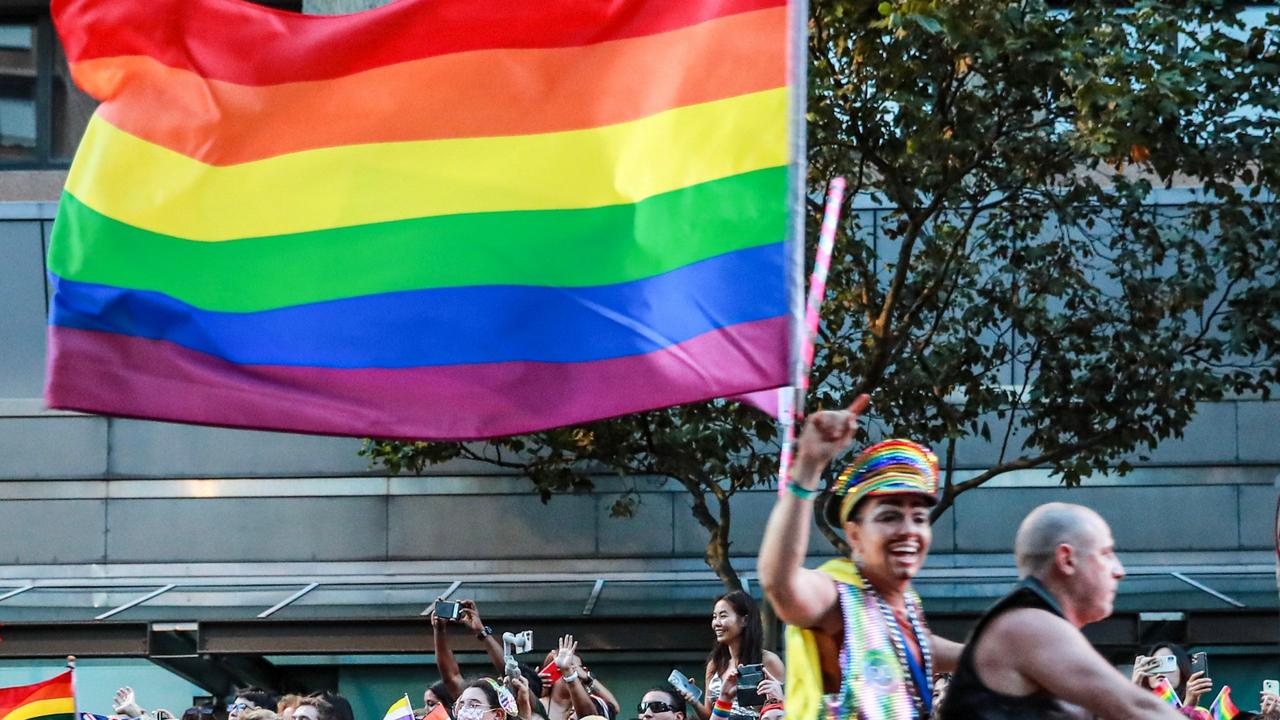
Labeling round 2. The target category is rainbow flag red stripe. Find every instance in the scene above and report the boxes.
[46,0,801,440]
[0,671,75,720]
[1152,676,1182,707]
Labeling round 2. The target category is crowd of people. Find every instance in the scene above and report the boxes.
[82,396,1275,720]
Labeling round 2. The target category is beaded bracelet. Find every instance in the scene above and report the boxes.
[785,482,821,501]
[711,699,734,719]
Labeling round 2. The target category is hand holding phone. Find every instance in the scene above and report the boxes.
[1152,654,1179,674]
[668,669,702,702]
[1190,652,1208,677]
[540,660,564,686]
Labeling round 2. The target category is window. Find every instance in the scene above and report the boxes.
[0,14,92,168]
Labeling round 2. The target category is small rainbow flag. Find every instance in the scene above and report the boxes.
[0,671,75,720]
[382,695,414,720]
[1210,686,1240,720]
[1153,676,1183,707]
[45,0,802,440]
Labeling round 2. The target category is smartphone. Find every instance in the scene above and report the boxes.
[1264,679,1279,695]
[1152,654,1179,674]
[736,664,765,707]
[435,600,462,621]
[668,669,702,702]
[540,660,564,685]
[1190,652,1208,677]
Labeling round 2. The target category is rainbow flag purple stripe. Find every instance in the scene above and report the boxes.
[44,0,802,439]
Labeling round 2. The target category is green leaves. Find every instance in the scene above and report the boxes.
[365,0,1280,580]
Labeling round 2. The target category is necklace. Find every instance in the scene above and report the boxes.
[865,584,933,717]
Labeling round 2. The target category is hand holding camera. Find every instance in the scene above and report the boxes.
[718,666,739,703]
[756,667,783,703]
[459,599,485,634]
[431,598,463,627]
[735,664,766,707]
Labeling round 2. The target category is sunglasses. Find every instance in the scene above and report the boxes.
[637,702,676,714]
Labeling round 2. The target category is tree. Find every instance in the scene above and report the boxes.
[364,0,1280,588]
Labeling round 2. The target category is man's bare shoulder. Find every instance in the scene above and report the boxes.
[982,606,1077,648]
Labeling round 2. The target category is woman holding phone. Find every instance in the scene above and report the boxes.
[1131,642,1213,709]
[676,590,784,720]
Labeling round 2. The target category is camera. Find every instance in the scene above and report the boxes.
[736,664,765,707]
[435,600,462,621]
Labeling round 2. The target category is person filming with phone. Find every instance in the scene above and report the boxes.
[1131,643,1214,710]
[673,590,784,720]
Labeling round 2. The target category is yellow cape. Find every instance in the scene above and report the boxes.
[783,558,864,720]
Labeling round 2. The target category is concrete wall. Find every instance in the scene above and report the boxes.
[2,206,1278,568]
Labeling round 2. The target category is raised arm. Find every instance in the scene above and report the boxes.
[458,599,505,672]
[430,602,465,698]
[757,396,867,628]
[996,610,1183,720]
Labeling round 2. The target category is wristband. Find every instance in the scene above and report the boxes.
[562,672,579,683]
[711,700,734,719]
[476,626,493,640]
[785,482,821,501]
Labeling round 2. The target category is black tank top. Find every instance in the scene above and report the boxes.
[935,578,1083,720]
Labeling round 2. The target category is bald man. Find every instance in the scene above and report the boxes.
[937,503,1182,720]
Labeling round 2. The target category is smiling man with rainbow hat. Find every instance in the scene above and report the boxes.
[758,396,962,720]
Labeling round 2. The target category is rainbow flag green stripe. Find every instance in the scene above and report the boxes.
[46,0,800,440]
[50,168,787,313]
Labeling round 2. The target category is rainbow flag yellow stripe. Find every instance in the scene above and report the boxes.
[46,0,801,440]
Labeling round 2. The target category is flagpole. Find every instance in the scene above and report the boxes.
[67,656,78,719]
[778,177,847,495]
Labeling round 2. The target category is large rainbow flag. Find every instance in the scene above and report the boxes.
[45,0,803,440]
[0,671,75,720]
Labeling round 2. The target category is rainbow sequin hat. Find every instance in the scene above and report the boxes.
[824,439,940,526]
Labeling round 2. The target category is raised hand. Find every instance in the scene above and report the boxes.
[458,599,484,633]
[113,687,144,718]
[793,394,869,477]
[554,634,578,671]
[1183,671,1213,708]
[1130,655,1159,684]
[506,674,533,720]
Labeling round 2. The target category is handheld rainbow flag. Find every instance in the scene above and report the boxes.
[45,0,803,440]
[1210,686,1240,720]
[1153,676,1183,707]
[382,695,414,720]
[0,670,75,720]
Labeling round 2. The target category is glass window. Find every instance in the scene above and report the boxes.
[0,23,38,163]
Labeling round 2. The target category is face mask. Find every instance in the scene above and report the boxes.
[456,708,489,720]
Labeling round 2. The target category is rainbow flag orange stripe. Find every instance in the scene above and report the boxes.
[46,0,801,440]
[0,671,75,720]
